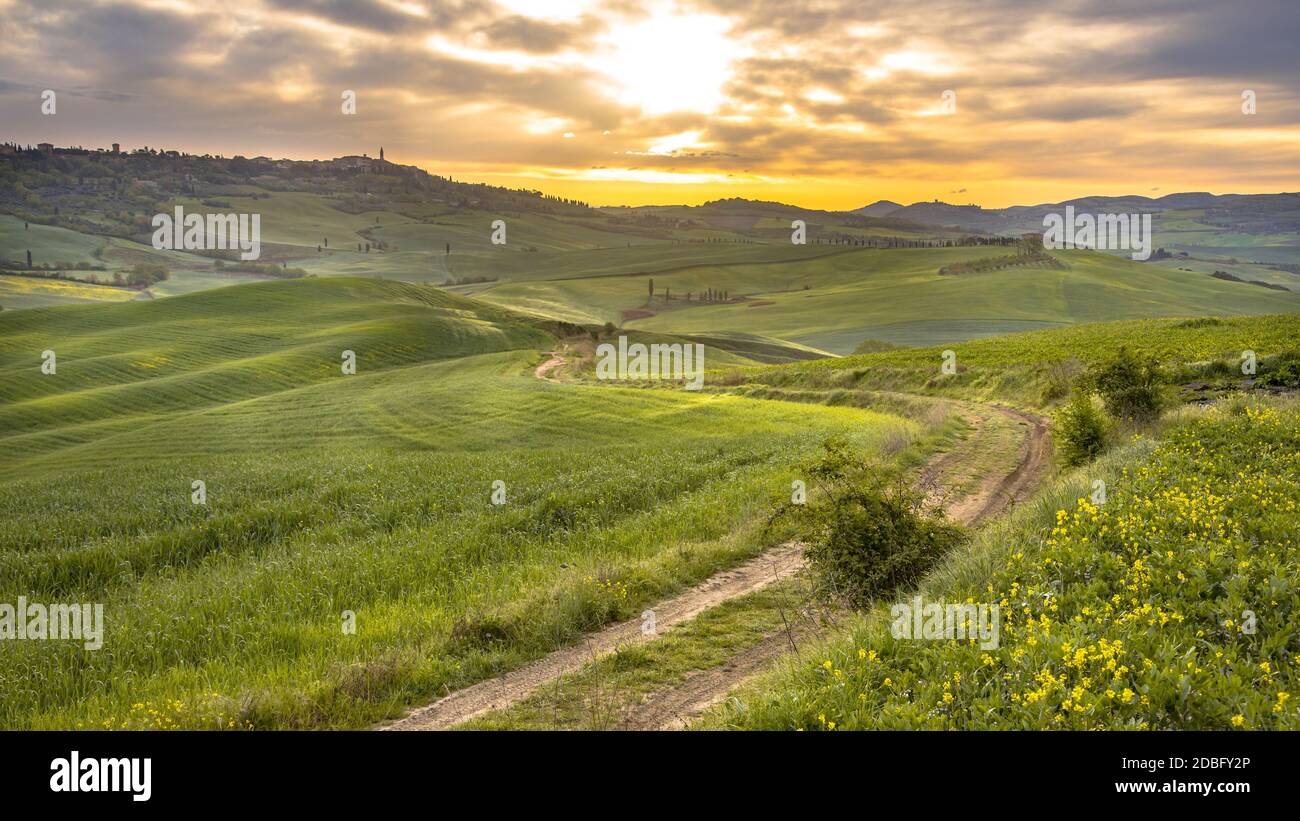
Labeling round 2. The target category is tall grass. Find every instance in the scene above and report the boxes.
[0,277,924,729]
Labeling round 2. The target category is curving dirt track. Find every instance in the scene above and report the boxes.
[382,379,1051,732]
[534,352,565,381]
[945,405,1051,525]
[617,404,1051,731]
[383,542,806,731]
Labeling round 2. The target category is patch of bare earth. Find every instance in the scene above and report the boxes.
[534,352,565,381]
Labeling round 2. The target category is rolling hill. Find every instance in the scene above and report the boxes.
[0,274,926,729]
[478,245,1300,353]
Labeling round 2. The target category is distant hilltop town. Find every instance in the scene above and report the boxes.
[0,140,596,253]
[1,141,402,175]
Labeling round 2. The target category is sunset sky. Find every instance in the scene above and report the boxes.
[2,0,1298,209]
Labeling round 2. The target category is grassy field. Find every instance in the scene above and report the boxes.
[1151,257,1300,289]
[0,274,140,310]
[169,192,413,251]
[0,214,107,269]
[627,248,1300,351]
[0,276,925,729]
[728,313,1300,408]
[14,187,1296,344]
[0,214,250,304]
[472,246,1300,352]
[5,174,1300,734]
[1153,208,1300,267]
[704,397,1300,729]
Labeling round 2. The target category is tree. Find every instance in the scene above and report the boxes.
[648,278,655,300]
[125,262,169,289]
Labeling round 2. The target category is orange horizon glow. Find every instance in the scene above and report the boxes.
[3,0,1298,210]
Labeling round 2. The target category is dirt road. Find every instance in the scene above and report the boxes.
[534,352,565,381]
[383,383,1051,731]
[384,542,806,730]
[616,403,1051,730]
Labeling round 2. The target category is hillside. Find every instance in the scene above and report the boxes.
[615,247,1300,352]
[0,275,926,729]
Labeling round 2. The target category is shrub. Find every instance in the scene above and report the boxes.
[1053,391,1108,466]
[1253,350,1300,389]
[773,440,965,609]
[1080,345,1165,421]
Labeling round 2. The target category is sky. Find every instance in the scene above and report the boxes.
[1,0,1298,210]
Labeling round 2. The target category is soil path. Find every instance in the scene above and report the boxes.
[534,352,565,381]
[384,542,806,730]
[383,383,1050,731]
[946,405,1051,525]
[618,622,823,730]
[618,403,1051,730]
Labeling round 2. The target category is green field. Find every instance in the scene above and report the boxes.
[703,398,1300,730]
[628,248,1300,351]
[0,276,922,729]
[3,271,1299,731]
[17,188,1297,349]
[726,313,1300,408]
[0,274,140,310]
[4,167,1300,734]
[0,214,107,269]
[468,246,1300,352]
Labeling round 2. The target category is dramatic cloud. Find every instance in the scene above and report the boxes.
[1,0,1297,207]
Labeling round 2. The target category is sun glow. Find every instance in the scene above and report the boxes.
[645,130,703,155]
[591,13,746,115]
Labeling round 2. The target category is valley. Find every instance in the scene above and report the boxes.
[2,151,1298,732]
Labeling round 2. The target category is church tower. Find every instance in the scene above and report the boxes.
[379,147,384,162]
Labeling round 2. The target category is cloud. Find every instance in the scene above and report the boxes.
[480,14,602,53]
[0,0,1296,207]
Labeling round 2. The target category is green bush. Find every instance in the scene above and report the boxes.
[773,440,965,609]
[1258,350,1300,388]
[1053,391,1108,466]
[1080,345,1165,421]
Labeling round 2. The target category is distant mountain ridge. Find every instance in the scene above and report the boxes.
[851,191,1300,235]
